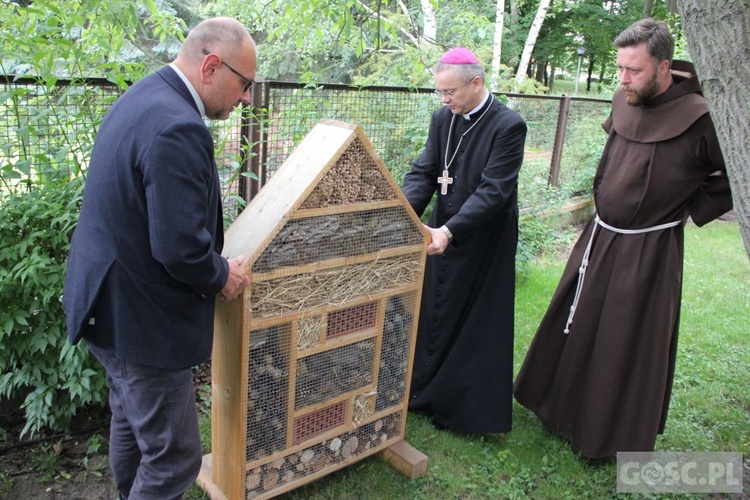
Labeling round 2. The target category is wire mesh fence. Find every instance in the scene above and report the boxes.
[1,75,612,217]
[0,77,121,190]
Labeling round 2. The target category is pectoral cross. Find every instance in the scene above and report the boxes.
[437,169,453,195]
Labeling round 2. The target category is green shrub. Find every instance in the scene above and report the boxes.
[0,178,108,438]
[559,107,610,196]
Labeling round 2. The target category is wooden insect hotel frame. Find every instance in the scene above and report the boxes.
[198,120,428,499]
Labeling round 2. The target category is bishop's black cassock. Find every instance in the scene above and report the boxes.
[402,94,527,433]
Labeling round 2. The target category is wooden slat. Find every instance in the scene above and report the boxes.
[296,326,378,358]
[210,296,247,500]
[291,199,403,218]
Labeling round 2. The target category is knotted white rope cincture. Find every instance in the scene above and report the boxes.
[563,214,682,334]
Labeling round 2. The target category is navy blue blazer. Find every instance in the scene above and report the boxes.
[63,66,229,369]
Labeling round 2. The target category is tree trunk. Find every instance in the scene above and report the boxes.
[510,0,519,32]
[666,0,678,29]
[534,59,546,84]
[490,0,506,91]
[586,57,595,92]
[666,0,678,17]
[677,0,750,258]
[514,0,551,89]
[421,0,437,44]
[548,63,556,91]
[643,0,654,18]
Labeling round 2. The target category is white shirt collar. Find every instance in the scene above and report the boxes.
[169,63,206,118]
[462,89,490,120]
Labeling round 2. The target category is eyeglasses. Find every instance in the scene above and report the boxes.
[433,78,475,98]
[202,49,255,93]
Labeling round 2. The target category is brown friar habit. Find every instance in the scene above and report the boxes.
[513,62,733,459]
[402,94,527,433]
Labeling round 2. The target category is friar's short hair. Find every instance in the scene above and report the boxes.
[614,18,675,64]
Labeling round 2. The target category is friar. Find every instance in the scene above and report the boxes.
[513,18,733,459]
[402,46,527,433]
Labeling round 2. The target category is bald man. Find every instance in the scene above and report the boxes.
[63,17,254,498]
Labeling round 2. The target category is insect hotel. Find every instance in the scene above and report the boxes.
[198,120,429,499]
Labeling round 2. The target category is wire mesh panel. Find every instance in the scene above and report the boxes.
[247,324,292,462]
[292,400,348,445]
[258,84,438,184]
[559,98,611,194]
[251,207,423,273]
[376,293,416,412]
[326,302,379,339]
[295,339,375,409]
[509,95,563,208]
[299,137,397,207]
[253,85,611,221]
[0,78,120,190]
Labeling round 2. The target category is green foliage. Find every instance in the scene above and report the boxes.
[436,4,496,50]
[0,0,678,94]
[352,51,437,88]
[0,0,185,191]
[0,0,185,80]
[0,76,116,188]
[516,185,576,275]
[518,211,562,271]
[558,106,610,195]
[0,470,12,494]
[28,441,65,482]
[511,75,550,95]
[81,433,107,477]
[0,178,108,438]
[0,1,185,437]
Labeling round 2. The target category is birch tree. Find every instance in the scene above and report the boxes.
[421,0,437,44]
[514,0,551,89]
[490,0,506,90]
[678,0,750,257]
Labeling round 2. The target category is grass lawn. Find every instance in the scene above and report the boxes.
[192,219,749,499]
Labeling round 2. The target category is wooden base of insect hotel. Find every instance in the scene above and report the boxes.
[197,120,429,499]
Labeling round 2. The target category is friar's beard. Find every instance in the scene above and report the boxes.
[623,71,660,106]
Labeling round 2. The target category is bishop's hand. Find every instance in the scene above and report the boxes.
[425,225,450,256]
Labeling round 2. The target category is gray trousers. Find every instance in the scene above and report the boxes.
[86,342,202,500]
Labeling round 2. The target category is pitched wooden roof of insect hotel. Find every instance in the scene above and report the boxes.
[199,119,429,500]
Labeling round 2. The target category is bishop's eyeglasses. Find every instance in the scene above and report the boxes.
[433,77,475,98]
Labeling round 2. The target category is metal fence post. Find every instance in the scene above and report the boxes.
[548,95,571,187]
[242,81,267,202]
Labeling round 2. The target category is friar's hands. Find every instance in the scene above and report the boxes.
[220,255,251,302]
